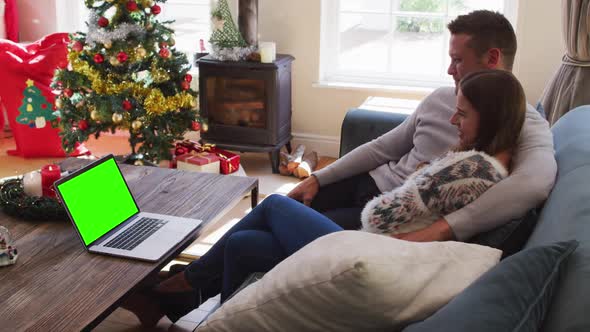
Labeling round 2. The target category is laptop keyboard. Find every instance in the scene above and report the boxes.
[104,217,168,251]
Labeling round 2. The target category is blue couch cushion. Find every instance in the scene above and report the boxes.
[402,240,578,332]
[523,106,590,331]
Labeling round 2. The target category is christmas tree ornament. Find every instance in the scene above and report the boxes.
[181,80,190,90]
[142,0,154,7]
[146,22,154,31]
[151,5,161,15]
[202,122,209,132]
[112,113,123,123]
[106,0,115,2]
[122,100,133,111]
[72,41,84,52]
[184,74,192,83]
[131,120,143,130]
[168,38,176,46]
[126,0,138,11]
[104,41,112,49]
[63,88,74,98]
[98,16,109,28]
[55,97,64,109]
[117,51,129,63]
[136,47,147,58]
[0,226,18,267]
[75,101,85,109]
[109,56,120,66]
[90,110,100,121]
[78,119,89,130]
[159,41,168,48]
[159,48,171,58]
[191,121,200,131]
[94,53,105,63]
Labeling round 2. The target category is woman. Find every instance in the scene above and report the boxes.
[124,70,526,326]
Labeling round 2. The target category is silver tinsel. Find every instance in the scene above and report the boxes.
[86,13,147,47]
[210,45,256,61]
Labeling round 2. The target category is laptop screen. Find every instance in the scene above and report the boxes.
[56,157,139,246]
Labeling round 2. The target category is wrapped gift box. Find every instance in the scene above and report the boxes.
[177,152,220,174]
[211,147,240,174]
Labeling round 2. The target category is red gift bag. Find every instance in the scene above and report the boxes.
[0,33,85,157]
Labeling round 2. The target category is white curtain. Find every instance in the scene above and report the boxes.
[540,0,590,125]
[0,0,6,39]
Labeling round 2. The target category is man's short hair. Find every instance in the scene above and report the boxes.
[448,10,517,71]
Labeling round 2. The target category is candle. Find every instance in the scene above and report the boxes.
[259,42,276,63]
[23,170,43,197]
[41,164,61,197]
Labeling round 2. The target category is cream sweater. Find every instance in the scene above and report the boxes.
[360,150,508,235]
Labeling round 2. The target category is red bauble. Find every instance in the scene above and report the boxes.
[181,80,190,90]
[151,5,161,15]
[78,120,89,131]
[159,41,168,48]
[159,48,171,58]
[191,121,201,131]
[126,0,138,11]
[98,17,109,28]
[122,100,133,111]
[72,41,84,52]
[64,88,74,98]
[184,74,193,83]
[117,51,129,63]
[94,54,105,63]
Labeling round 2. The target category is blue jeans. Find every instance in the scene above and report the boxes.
[162,194,343,321]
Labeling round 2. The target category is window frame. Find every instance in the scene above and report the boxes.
[319,0,519,90]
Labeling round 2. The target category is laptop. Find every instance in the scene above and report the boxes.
[54,154,202,262]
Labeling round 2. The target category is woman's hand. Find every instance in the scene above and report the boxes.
[391,218,455,242]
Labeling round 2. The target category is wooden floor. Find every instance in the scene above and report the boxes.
[0,129,336,331]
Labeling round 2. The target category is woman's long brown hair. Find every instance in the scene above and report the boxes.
[459,70,526,155]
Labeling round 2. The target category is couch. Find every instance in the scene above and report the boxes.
[340,105,590,331]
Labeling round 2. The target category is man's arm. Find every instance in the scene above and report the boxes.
[312,108,418,187]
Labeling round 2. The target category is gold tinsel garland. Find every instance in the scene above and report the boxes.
[67,52,194,115]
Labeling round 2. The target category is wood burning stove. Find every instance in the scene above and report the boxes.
[197,54,295,173]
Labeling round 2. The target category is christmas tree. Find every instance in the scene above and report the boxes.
[16,79,57,129]
[52,0,201,162]
[210,0,247,48]
[209,0,253,61]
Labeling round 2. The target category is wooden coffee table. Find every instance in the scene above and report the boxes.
[0,164,258,331]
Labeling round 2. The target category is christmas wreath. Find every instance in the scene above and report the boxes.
[0,178,67,221]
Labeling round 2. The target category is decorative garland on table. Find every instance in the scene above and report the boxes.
[0,178,67,221]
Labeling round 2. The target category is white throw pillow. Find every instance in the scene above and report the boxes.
[197,231,501,332]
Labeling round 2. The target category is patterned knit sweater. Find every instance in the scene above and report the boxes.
[360,150,508,235]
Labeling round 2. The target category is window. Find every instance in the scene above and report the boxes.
[160,0,211,58]
[320,0,518,89]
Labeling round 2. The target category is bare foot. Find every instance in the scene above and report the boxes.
[121,292,165,327]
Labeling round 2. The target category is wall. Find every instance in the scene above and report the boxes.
[17,0,565,156]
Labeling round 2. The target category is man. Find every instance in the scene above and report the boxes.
[288,10,556,242]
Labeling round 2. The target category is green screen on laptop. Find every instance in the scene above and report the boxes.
[56,158,139,245]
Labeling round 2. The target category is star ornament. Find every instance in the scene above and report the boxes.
[26,79,35,87]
